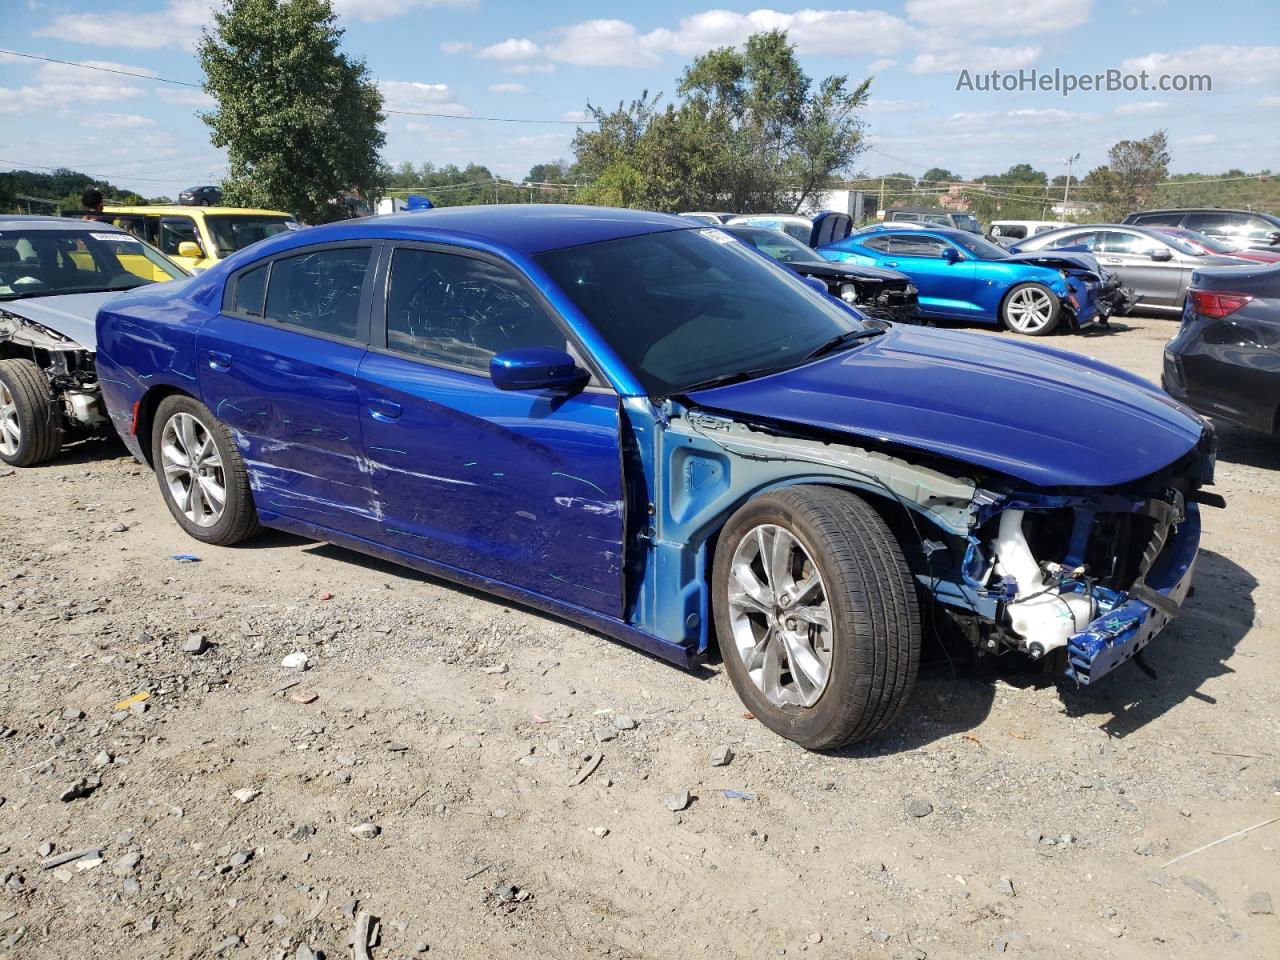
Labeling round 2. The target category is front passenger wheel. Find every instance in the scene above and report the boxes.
[712,485,921,749]
[0,358,60,467]
[1001,282,1061,336]
[151,395,260,546]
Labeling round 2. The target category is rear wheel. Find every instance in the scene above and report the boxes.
[1001,282,1060,336]
[712,485,920,749]
[151,395,261,545]
[0,358,60,467]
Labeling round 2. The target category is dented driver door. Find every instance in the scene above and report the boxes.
[353,243,626,618]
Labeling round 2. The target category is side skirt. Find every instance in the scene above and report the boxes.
[256,509,701,670]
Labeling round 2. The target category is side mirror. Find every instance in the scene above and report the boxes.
[177,241,204,259]
[1150,248,1173,262]
[490,347,584,392]
[1269,231,1280,246]
[942,246,961,263]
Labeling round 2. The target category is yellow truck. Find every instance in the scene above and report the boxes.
[101,205,301,273]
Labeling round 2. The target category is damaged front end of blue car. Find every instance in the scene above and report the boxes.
[623,386,1215,687]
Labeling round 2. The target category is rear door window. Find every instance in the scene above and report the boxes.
[1098,231,1164,255]
[263,247,372,341]
[890,235,948,258]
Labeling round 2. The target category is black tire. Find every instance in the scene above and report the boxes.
[1000,282,1061,336]
[151,394,261,546]
[712,485,920,749]
[0,358,60,467]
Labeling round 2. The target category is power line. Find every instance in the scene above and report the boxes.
[0,158,223,185]
[0,48,201,87]
[0,47,596,125]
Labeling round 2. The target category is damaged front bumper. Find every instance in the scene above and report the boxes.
[1064,502,1199,684]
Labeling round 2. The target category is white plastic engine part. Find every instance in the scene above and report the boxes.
[66,390,106,427]
[990,509,1096,658]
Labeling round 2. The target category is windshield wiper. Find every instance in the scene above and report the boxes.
[800,327,885,363]
[677,366,784,393]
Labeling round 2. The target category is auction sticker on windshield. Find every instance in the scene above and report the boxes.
[91,232,140,242]
[700,228,736,244]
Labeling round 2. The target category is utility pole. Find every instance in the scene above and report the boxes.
[1061,153,1080,222]
[879,176,885,219]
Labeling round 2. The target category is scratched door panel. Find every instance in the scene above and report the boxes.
[355,351,625,618]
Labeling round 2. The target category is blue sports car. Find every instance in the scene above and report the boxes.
[818,227,1129,335]
[95,205,1213,749]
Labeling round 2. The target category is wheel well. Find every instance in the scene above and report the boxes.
[134,386,193,466]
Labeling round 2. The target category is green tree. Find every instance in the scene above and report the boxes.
[197,0,385,223]
[1083,130,1171,221]
[918,167,957,187]
[572,31,868,213]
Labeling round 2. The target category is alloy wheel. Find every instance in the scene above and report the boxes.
[0,382,19,457]
[160,412,226,528]
[726,523,834,708]
[1004,286,1055,333]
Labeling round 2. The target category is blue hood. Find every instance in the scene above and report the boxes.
[687,325,1204,488]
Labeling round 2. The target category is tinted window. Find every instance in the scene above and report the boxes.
[232,264,268,317]
[1132,212,1183,226]
[205,215,297,256]
[1182,213,1233,234]
[536,228,865,396]
[890,235,949,257]
[861,236,891,252]
[158,217,199,256]
[1050,231,1098,250]
[385,247,565,371]
[995,225,1028,239]
[263,247,370,340]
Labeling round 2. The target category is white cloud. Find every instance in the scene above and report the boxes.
[36,0,213,50]
[1122,45,1280,86]
[0,58,153,113]
[544,20,660,67]
[864,99,928,114]
[868,58,897,73]
[477,38,542,61]
[502,63,556,75]
[1112,100,1168,115]
[907,0,1092,35]
[1257,95,1280,109]
[1181,133,1217,145]
[81,112,157,129]
[561,110,590,122]
[157,87,217,108]
[641,9,916,58]
[330,0,476,21]
[515,132,573,147]
[440,41,472,54]
[488,83,526,94]
[908,46,1041,74]
[378,79,469,116]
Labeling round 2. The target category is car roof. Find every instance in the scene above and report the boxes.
[856,225,972,241]
[103,205,293,217]
[0,215,129,232]
[304,204,695,256]
[727,214,812,224]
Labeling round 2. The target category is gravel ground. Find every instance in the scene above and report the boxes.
[0,314,1276,960]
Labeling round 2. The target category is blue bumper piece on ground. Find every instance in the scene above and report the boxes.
[1065,503,1201,684]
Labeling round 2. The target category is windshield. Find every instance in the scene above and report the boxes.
[724,226,820,264]
[955,214,982,234]
[0,228,187,300]
[950,233,1011,260]
[203,215,297,256]
[536,228,865,395]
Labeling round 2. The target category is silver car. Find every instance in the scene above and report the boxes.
[1012,223,1244,314]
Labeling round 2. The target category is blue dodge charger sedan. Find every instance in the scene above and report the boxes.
[95,205,1213,749]
[818,227,1128,335]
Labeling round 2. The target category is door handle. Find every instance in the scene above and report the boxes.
[368,398,402,422]
[207,350,232,370]
[883,261,899,267]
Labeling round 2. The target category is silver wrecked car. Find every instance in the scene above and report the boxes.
[0,216,187,466]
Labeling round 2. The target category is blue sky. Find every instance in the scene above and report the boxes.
[2,0,1277,199]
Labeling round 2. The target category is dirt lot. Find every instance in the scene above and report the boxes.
[0,314,1277,960]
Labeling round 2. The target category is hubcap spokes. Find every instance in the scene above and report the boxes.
[727,523,833,708]
[161,413,225,527]
[1008,288,1053,331]
[0,383,19,456]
